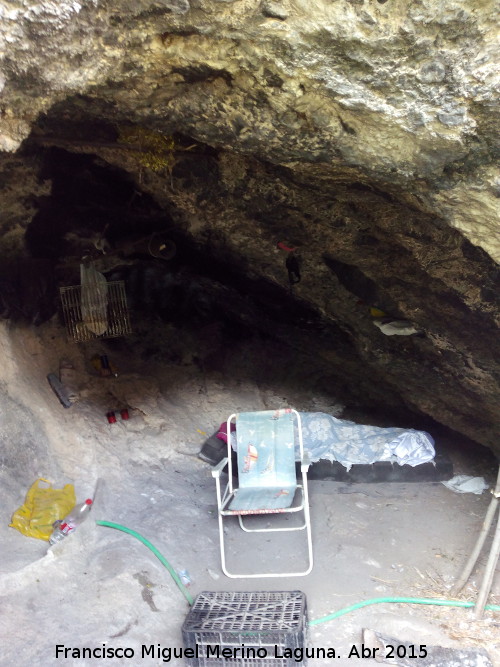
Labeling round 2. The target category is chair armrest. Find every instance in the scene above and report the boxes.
[300,452,311,472]
[211,457,229,478]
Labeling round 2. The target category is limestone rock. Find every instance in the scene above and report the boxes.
[0,0,498,455]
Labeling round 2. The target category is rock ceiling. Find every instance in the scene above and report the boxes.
[0,0,498,455]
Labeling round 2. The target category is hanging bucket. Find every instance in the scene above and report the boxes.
[147,233,176,260]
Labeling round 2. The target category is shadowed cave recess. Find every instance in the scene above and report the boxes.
[0,104,498,465]
[0,0,499,468]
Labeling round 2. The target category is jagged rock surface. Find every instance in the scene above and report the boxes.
[0,0,498,454]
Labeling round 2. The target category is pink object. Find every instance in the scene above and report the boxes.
[106,411,117,424]
[216,421,236,443]
[120,409,129,420]
[277,241,297,252]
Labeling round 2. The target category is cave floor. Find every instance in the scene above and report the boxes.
[1,320,499,666]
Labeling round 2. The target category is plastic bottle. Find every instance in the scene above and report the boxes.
[49,498,93,545]
[178,569,191,587]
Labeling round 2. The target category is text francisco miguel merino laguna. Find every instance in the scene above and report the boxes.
[55,642,394,661]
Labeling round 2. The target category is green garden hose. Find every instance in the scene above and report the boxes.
[309,596,500,625]
[96,520,194,605]
[96,521,500,622]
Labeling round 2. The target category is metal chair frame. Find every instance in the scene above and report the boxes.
[212,409,313,578]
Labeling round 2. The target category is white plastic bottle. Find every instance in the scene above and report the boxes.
[49,498,93,545]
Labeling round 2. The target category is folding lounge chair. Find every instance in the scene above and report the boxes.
[212,409,313,578]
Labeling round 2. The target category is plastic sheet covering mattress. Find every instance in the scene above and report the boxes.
[230,412,436,470]
[298,412,435,470]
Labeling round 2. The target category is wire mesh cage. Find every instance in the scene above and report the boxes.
[59,280,132,343]
[182,591,308,666]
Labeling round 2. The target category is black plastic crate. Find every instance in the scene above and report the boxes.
[182,591,308,666]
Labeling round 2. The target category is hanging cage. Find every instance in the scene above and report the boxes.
[59,279,132,343]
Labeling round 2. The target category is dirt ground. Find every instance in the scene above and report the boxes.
[1,319,499,666]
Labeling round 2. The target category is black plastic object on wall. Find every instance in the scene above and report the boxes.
[286,253,301,284]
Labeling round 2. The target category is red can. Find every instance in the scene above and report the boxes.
[120,409,129,420]
[106,411,117,424]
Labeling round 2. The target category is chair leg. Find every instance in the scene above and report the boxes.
[302,475,314,574]
[217,512,235,578]
[237,488,308,533]
[218,509,313,578]
[217,479,314,577]
[303,494,314,576]
[238,513,307,532]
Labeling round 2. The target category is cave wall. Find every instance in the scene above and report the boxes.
[0,1,498,455]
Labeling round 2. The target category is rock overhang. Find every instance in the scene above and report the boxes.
[0,0,498,455]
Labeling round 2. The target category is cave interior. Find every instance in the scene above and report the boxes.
[3,104,499,461]
[1,100,499,666]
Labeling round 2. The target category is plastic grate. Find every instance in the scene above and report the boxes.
[183,591,308,666]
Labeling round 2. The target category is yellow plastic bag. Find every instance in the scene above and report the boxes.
[9,478,76,541]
